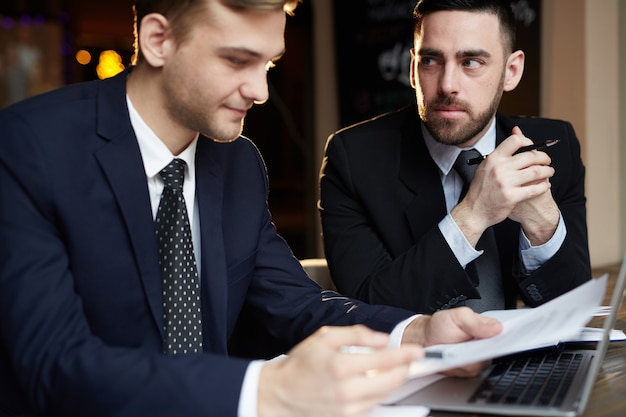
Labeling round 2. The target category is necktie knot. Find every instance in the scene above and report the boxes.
[159,158,186,192]
[453,149,482,185]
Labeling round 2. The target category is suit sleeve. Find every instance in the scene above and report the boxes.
[0,110,250,417]
[514,120,591,306]
[225,139,415,344]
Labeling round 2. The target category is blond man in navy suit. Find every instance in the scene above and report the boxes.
[0,1,503,416]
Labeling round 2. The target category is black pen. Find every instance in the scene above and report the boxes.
[466,139,560,165]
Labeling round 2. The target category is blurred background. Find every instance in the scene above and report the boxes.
[1,0,624,268]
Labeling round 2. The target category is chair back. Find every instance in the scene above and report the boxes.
[299,258,336,291]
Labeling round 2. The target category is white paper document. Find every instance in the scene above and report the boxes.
[480,304,626,343]
[368,405,429,417]
[574,327,626,342]
[406,274,608,379]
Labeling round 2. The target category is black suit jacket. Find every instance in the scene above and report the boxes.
[319,106,590,313]
[0,71,414,417]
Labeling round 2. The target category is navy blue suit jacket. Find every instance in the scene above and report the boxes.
[320,106,591,313]
[0,71,414,416]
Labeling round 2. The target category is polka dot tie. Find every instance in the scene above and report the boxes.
[156,158,203,355]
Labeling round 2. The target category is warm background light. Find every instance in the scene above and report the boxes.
[96,50,125,79]
[75,49,91,65]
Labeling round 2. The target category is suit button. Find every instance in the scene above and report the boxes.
[439,295,468,311]
[526,284,543,302]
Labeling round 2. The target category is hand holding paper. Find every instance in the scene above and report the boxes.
[407,274,608,378]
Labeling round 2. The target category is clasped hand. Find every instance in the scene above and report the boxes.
[452,126,560,247]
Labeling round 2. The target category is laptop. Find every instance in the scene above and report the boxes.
[395,253,626,417]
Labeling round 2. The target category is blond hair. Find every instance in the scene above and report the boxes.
[133,0,300,63]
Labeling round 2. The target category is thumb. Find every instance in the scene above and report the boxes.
[456,311,503,340]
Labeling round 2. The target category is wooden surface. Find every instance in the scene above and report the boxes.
[431,262,626,417]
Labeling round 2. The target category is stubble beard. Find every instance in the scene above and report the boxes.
[419,93,501,147]
[419,76,505,147]
[167,98,244,144]
[163,67,244,144]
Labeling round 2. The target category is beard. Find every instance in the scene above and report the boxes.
[418,75,505,147]
[165,94,244,144]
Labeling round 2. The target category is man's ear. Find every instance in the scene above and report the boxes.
[503,50,525,92]
[137,13,172,68]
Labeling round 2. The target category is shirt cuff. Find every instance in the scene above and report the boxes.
[519,212,566,272]
[389,314,422,347]
[238,359,265,417]
[439,214,481,268]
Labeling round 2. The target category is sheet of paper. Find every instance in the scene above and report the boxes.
[368,405,429,417]
[382,373,445,405]
[407,274,608,378]
[481,304,626,343]
[573,328,626,342]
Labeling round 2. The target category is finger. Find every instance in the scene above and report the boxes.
[511,125,523,136]
[339,345,424,377]
[452,308,503,340]
[513,148,553,168]
[517,181,553,201]
[315,325,391,351]
[515,166,555,187]
[493,127,533,156]
[338,358,416,403]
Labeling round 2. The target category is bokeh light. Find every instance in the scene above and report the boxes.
[96,50,125,80]
[75,49,92,65]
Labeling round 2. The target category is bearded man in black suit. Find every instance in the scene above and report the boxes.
[319,0,590,314]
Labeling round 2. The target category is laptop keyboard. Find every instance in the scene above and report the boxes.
[469,351,584,406]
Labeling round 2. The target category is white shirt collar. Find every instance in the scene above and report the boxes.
[126,95,198,179]
[422,118,497,176]
[125,95,203,273]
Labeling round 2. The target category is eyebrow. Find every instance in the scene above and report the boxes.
[458,49,491,59]
[217,46,286,63]
[417,47,491,59]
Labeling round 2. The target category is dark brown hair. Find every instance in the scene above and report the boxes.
[413,0,517,54]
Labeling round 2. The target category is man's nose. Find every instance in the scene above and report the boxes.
[242,68,270,105]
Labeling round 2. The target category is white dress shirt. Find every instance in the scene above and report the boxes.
[126,96,416,417]
[421,119,566,272]
[126,96,201,275]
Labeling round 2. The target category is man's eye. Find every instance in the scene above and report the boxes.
[420,57,437,66]
[463,59,482,69]
[228,57,247,66]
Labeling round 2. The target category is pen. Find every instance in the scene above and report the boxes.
[425,350,444,359]
[466,139,560,165]
[342,345,451,359]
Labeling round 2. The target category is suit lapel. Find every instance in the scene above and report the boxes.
[496,113,513,146]
[195,138,229,353]
[398,117,448,239]
[92,71,165,339]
